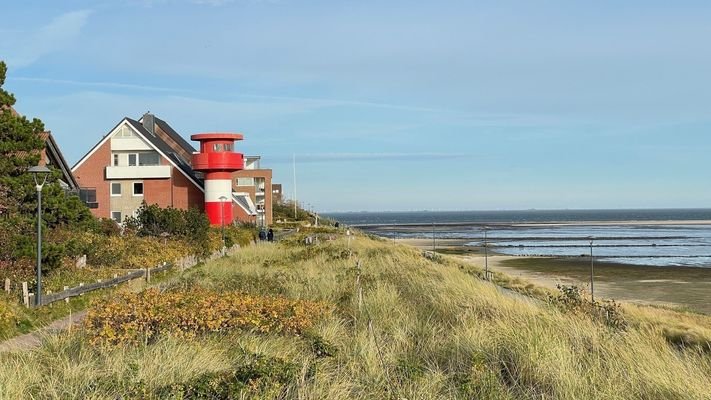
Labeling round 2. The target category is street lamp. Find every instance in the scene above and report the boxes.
[28,165,50,307]
[219,195,228,253]
[589,237,595,302]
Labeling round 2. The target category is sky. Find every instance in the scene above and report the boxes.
[2,0,711,212]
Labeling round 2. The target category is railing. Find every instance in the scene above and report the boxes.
[10,245,240,308]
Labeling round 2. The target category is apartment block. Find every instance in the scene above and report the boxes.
[233,156,273,226]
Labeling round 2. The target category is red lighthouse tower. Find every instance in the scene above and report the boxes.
[191,132,244,226]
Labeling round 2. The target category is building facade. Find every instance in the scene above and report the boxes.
[233,156,273,226]
[72,113,258,225]
[272,183,283,204]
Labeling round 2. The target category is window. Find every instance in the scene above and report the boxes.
[224,143,233,152]
[79,188,97,203]
[128,154,137,166]
[213,143,224,152]
[133,182,144,196]
[138,152,160,166]
[111,211,122,223]
[111,182,122,196]
[113,154,119,166]
[236,177,254,186]
[117,126,134,137]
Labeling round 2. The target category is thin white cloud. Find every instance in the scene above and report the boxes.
[269,152,471,164]
[11,75,459,114]
[1,10,92,68]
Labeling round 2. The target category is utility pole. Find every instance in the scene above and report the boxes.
[484,227,489,281]
[293,153,297,220]
[432,222,436,251]
[590,237,595,302]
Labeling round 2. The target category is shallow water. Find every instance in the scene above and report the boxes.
[326,210,711,268]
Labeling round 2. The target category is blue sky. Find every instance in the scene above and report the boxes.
[2,0,711,212]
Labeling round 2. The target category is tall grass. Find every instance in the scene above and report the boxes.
[1,233,711,398]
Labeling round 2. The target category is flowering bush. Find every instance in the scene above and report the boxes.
[84,288,332,345]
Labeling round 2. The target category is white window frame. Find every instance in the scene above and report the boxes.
[111,211,122,222]
[132,181,144,197]
[128,153,138,166]
[111,182,122,196]
[113,153,119,166]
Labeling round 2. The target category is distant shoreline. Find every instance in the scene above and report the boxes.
[358,220,711,229]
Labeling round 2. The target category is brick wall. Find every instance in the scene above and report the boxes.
[73,140,111,219]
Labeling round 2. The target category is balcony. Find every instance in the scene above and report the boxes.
[192,152,244,171]
[105,165,171,179]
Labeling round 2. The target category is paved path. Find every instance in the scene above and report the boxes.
[0,310,87,353]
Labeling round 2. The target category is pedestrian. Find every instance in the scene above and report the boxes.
[267,228,274,242]
[259,229,266,241]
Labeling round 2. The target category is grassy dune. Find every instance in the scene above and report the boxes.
[1,232,711,399]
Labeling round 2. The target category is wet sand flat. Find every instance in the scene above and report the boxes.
[397,237,711,314]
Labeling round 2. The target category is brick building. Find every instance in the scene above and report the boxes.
[233,156,273,227]
[72,113,270,224]
[271,183,283,204]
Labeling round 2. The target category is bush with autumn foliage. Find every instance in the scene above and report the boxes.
[84,288,332,345]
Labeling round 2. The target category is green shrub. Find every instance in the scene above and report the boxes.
[548,285,627,330]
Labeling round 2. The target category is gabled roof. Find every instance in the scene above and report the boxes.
[124,118,203,187]
[72,117,204,193]
[44,132,80,190]
[6,107,79,190]
[153,116,197,154]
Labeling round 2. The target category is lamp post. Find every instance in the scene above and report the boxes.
[28,166,50,307]
[219,195,228,254]
[484,226,489,281]
[589,237,595,302]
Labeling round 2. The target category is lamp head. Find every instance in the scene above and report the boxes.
[28,165,51,187]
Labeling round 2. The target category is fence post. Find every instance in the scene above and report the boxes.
[4,278,9,294]
[64,286,70,303]
[113,274,118,287]
[22,282,29,307]
[79,282,84,296]
[146,268,151,283]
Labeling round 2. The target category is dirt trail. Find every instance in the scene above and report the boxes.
[0,310,87,353]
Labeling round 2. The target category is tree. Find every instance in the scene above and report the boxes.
[0,60,94,271]
[0,60,93,228]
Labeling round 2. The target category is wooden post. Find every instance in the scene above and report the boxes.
[22,282,29,307]
[113,274,118,287]
[4,278,9,294]
[358,287,363,312]
[79,282,84,296]
[146,268,151,283]
[64,286,70,303]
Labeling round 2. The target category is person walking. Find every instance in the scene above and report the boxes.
[259,229,266,241]
[267,228,274,242]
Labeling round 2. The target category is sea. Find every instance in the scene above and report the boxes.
[323,209,711,268]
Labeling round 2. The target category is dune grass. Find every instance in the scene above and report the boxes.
[1,231,711,399]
